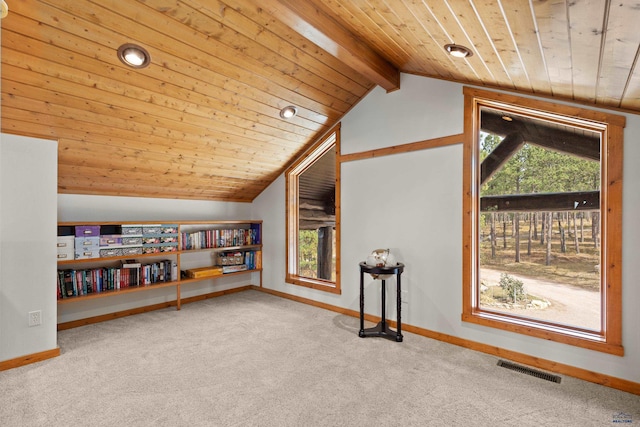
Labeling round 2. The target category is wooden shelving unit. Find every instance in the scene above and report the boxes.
[57,220,262,319]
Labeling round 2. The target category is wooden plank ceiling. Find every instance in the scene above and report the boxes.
[1,0,639,201]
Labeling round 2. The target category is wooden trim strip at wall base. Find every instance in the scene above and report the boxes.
[0,347,61,371]
[179,285,252,305]
[251,286,640,396]
[57,285,253,331]
[58,301,177,330]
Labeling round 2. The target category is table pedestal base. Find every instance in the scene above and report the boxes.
[359,321,403,342]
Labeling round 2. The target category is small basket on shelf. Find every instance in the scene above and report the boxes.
[217,251,244,266]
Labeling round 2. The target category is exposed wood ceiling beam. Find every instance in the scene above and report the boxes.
[480,133,524,185]
[481,191,600,212]
[261,0,401,92]
[481,111,601,161]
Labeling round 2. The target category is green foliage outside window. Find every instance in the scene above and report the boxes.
[480,133,600,197]
[499,273,525,303]
[298,230,319,278]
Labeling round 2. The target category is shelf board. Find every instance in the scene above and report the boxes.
[178,220,261,225]
[179,244,262,253]
[57,280,179,303]
[57,251,178,266]
[179,268,262,285]
[58,245,261,265]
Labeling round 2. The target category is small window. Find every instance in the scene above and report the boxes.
[462,88,624,355]
[286,125,340,294]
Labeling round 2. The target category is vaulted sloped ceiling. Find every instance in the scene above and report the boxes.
[1,1,639,201]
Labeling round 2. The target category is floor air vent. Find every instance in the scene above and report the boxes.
[497,360,562,383]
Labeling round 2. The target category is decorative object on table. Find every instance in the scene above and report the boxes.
[365,248,397,279]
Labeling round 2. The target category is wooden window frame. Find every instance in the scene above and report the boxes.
[462,87,624,356]
[285,124,341,294]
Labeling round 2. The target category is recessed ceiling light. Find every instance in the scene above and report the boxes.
[444,44,473,58]
[501,115,513,122]
[117,43,151,69]
[280,106,298,119]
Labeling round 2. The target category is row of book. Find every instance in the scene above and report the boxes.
[57,260,176,299]
[244,250,262,271]
[180,227,260,250]
[57,250,261,299]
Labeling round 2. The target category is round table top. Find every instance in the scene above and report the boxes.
[359,262,404,274]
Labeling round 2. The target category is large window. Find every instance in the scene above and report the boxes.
[286,125,340,294]
[462,88,624,355]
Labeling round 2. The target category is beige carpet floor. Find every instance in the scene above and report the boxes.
[1,290,638,426]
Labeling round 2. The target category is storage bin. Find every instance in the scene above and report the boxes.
[142,225,162,235]
[100,225,121,235]
[75,225,100,237]
[100,235,123,247]
[160,225,178,234]
[57,235,75,260]
[57,226,74,236]
[142,234,178,245]
[75,236,99,249]
[57,235,74,250]
[75,249,100,260]
[142,243,178,254]
[121,236,142,246]
[160,235,178,243]
[57,249,74,260]
[142,236,161,245]
[121,225,143,235]
[159,244,178,253]
[99,248,124,258]
[121,246,143,256]
[143,224,178,235]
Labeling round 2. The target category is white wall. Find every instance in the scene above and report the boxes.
[58,195,252,222]
[57,195,257,323]
[0,134,58,362]
[252,73,640,383]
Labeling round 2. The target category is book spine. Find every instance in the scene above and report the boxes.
[75,271,82,296]
[57,270,64,299]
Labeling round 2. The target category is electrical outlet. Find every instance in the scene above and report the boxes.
[400,289,409,305]
[28,310,42,327]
